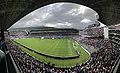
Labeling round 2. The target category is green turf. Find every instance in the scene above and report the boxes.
[14,38,91,68]
[15,38,78,57]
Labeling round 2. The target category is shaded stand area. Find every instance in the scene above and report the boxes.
[0,30,19,73]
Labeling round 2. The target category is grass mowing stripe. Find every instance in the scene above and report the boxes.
[40,39,55,55]
[68,39,74,56]
[53,39,61,56]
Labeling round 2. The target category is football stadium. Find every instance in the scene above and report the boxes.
[9,28,91,68]
[13,36,90,68]
[0,1,120,73]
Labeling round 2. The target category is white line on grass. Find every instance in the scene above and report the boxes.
[81,46,90,55]
[73,39,90,55]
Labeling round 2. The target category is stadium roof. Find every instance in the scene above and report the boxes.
[0,0,120,30]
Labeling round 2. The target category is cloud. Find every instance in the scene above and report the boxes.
[81,18,91,23]
[9,2,99,30]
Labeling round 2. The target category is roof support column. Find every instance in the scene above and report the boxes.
[0,30,5,41]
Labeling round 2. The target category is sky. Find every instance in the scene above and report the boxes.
[9,2,99,30]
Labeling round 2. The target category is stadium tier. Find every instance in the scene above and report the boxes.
[29,28,79,37]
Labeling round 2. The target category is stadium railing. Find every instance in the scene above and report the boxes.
[110,54,120,73]
[0,41,20,73]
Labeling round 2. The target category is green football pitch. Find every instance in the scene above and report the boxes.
[14,38,90,68]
